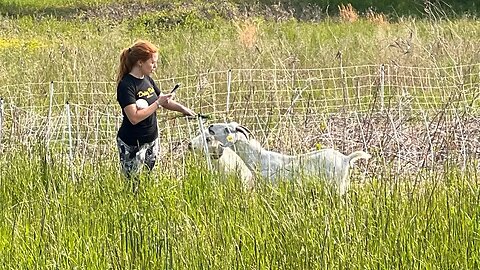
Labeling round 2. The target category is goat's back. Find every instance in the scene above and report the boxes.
[346,151,371,165]
[297,149,347,175]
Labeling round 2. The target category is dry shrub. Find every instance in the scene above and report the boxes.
[235,19,258,49]
[366,9,388,25]
[338,3,358,23]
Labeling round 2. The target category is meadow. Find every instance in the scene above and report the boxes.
[0,1,479,269]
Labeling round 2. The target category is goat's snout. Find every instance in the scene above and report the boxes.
[210,144,225,159]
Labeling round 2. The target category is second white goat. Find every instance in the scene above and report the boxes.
[188,132,255,191]
[205,122,371,195]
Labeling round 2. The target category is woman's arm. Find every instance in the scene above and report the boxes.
[124,94,173,125]
[149,78,195,116]
[160,98,196,116]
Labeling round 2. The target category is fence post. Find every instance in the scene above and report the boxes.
[0,98,4,150]
[355,79,361,111]
[45,81,54,160]
[197,116,212,170]
[379,64,385,112]
[65,102,75,181]
[226,69,232,120]
[338,51,350,110]
[336,51,349,152]
[65,102,73,161]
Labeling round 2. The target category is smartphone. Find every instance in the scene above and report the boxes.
[170,83,180,93]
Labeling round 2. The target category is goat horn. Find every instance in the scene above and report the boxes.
[236,125,252,139]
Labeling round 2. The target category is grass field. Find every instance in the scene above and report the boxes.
[1,149,479,269]
[0,1,479,269]
[0,1,479,87]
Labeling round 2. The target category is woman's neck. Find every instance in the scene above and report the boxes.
[129,68,145,79]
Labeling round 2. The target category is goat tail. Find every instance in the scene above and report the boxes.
[347,151,371,165]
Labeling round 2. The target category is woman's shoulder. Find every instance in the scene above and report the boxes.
[117,77,137,95]
[118,74,135,86]
[119,73,134,82]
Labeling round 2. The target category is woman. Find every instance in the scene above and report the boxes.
[116,39,195,178]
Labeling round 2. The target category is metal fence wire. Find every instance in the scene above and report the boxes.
[0,64,479,178]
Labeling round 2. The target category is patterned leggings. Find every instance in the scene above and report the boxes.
[116,137,160,178]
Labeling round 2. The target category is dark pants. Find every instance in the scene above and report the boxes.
[116,137,159,178]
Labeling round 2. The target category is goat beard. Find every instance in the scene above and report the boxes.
[211,147,225,159]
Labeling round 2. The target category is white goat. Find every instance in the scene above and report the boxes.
[188,132,255,191]
[206,122,371,195]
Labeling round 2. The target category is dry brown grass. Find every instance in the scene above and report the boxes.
[366,9,388,25]
[338,3,358,23]
[235,19,258,49]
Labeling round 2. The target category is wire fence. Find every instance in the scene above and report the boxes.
[0,63,479,179]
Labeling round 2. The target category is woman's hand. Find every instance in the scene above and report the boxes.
[157,94,196,116]
[156,93,173,107]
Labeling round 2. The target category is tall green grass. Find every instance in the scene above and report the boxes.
[0,150,479,268]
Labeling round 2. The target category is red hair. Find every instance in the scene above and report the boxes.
[116,40,158,84]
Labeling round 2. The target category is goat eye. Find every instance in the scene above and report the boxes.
[206,137,212,142]
[224,127,230,134]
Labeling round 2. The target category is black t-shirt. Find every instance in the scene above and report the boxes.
[117,74,161,146]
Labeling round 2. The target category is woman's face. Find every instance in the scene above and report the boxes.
[139,53,158,76]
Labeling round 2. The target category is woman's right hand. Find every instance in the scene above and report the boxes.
[156,93,174,107]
